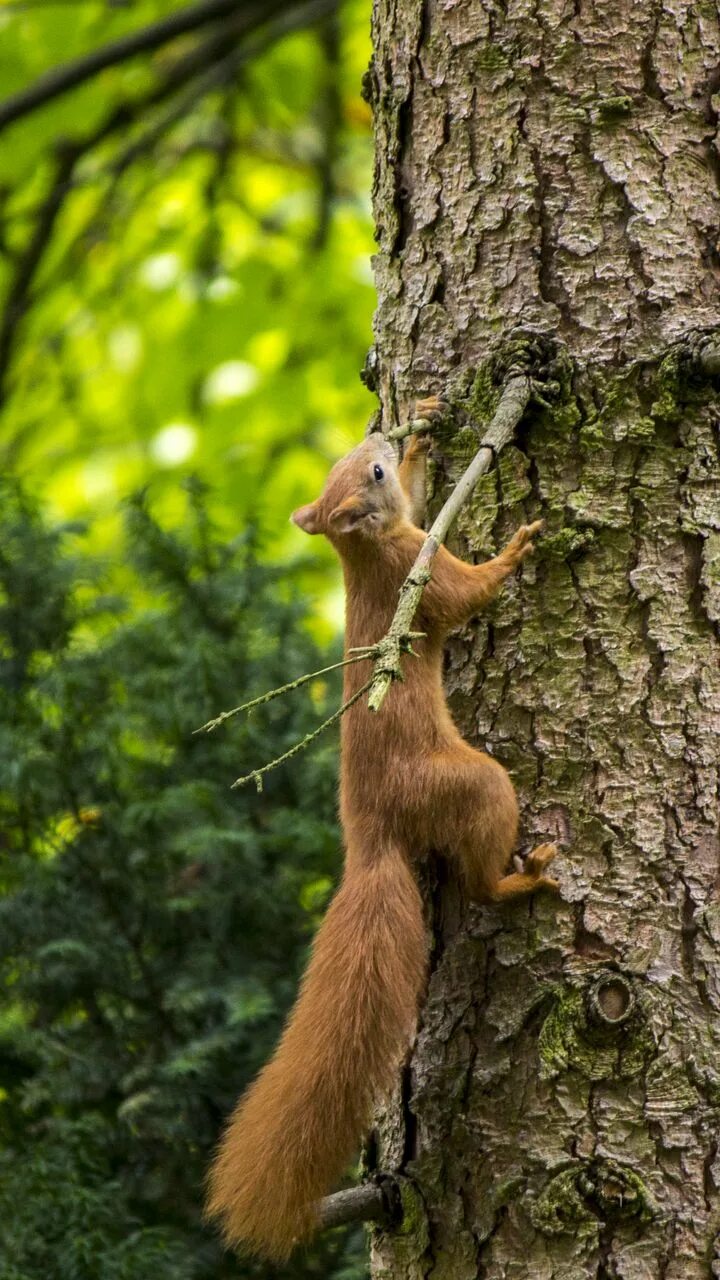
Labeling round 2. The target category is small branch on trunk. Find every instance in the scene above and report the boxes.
[366,375,532,713]
[319,1177,401,1231]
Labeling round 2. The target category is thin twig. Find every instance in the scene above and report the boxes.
[231,677,375,791]
[196,649,375,732]
[367,375,532,713]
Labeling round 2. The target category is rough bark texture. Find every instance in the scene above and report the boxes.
[365,1,720,1277]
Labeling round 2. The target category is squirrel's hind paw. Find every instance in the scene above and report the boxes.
[523,842,557,876]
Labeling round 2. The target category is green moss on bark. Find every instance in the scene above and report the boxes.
[538,982,655,1081]
[531,1160,659,1241]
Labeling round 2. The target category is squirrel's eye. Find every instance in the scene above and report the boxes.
[373,464,384,482]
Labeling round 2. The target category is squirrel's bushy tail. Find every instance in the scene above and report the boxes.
[205,845,426,1261]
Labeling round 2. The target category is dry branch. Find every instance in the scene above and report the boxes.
[367,375,532,712]
[231,675,376,791]
[196,646,376,733]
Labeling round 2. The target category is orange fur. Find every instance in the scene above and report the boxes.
[206,421,559,1260]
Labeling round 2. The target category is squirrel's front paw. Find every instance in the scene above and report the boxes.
[403,397,449,460]
[414,394,448,422]
[403,432,432,460]
[502,519,544,567]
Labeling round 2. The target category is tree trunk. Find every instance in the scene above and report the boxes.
[365,1,720,1277]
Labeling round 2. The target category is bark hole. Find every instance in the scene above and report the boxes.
[587,974,635,1027]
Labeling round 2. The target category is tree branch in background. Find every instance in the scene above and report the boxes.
[0,145,79,406]
[311,11,341,251]
[387,409,444,442]
[0,0,287,133]
[110,0,337,180]
[0,0,338,408]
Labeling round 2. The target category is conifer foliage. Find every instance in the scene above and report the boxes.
[0,479,364,1279]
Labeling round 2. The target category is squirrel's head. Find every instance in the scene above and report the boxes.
[291,435,409,542]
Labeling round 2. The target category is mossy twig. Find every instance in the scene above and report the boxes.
[386,413,435,443]
[196,634,423,789]
[231,676,374,791]
[195,650,375,733]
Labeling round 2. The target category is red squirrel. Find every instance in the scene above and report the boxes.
[206,401,559,1260]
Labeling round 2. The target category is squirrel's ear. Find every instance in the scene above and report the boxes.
[291,502,321,535]
[328,496,369,535]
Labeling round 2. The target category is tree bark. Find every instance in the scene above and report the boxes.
[366,1,720,1277]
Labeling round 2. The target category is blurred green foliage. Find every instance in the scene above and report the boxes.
[0,0,375,616]
[0,480,366,1277]
[0,1,376,1276]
